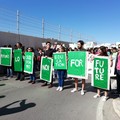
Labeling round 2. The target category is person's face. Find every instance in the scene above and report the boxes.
[53,44,57,48]
[98,48,102,55]
[106,47,108,51]
[39,50,42,53]
[113,49,117,53]
[59,47,64,52]
[77,42,82,49]
[46,43,51,49]
[91,49,94,53]
[16,43,20,48]
[118,45,120,53]
[28,48,32,52]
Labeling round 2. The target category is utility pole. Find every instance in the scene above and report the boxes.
[17,10,20,42]
[42,18,44,38]
[58,25,61,41]
[70,29,73,42]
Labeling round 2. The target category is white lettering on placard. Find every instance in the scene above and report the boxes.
[15,57,20,62]
[26,61,31,64]
[26,65,30,69]
[55,63,64,67]
[54,55,63,59]
[1,54,9,58]
[42,65,49,71]
[26,55,32,60]
[94,68,104,74]
[95,73,104,80]
[70,59,83,67]
[95,60,104,67]
[95,60,105,80]
[55,59,64,67]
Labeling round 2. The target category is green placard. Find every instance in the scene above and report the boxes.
[40,57,53,83]
[13,49,23,72]
[91,56,110,90]
[67,51,88,79]
[24,52,34,74]
[0,47,12,66]
[53,52,67,70]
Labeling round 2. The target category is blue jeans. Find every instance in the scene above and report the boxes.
[57,70,66,87]
[30,69,36,82]
[7,68,13,77]
[30,74,36,81]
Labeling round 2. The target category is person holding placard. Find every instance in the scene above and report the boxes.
[36,48,43,71]
[56,46,66,91]
[41,41,54,88]
[71,40,86,95]
[27,47,37,84]
[6,45,13,79]
[93,46,113,101]
[15,42,25,81]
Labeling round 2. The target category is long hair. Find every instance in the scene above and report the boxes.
[99,46,108,56]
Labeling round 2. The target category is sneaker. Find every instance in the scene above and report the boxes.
[56,86,60,91]
[93,94,100,98]
[48,84,53,88]
[7,77,11,79]
[102,96,108,101]
[20,78,25,81]
[15,78,20,80]
[41,82,47,87]
[59,87,63,91]
[28,80,32,83]
[71,88,77,93]
[32,81,35,84]
[81,90,85,95]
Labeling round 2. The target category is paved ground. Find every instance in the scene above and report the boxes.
[0,75,119,120]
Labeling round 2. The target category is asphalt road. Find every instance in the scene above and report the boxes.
[0,75,119,120]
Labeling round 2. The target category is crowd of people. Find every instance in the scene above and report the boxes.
[1,40,120,101]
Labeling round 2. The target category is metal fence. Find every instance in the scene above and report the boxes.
[0,8,94,43]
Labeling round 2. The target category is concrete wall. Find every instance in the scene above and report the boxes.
[0,31,70,74]
[0,31,69,49]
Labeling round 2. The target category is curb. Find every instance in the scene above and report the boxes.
[96,98,104,120]
[113,99,120,118]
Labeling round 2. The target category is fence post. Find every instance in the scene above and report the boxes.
[70,29,73,42]
[58,25,61,41]
[17,10,20,42]
[42,18,44,38]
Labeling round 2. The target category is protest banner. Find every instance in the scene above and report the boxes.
[0,47,12,66]
[67,51,88,79]
[53,52,67,70]
[14,49,23,71]
[40,57,53,83]
[91,56,110,90]
[24,52,34,74]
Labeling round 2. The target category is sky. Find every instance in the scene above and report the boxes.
[0,0,120,44]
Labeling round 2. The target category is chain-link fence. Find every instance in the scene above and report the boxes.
[0,8,94,43]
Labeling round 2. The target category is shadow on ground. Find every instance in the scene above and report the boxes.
[0,99,36,116]
[0,95,5,99]
[0,84,5,86]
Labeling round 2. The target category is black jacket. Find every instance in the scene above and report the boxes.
[114,53,120,75]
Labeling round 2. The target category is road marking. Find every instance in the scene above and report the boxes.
[96,98,104,120]
[96,79,116,120]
